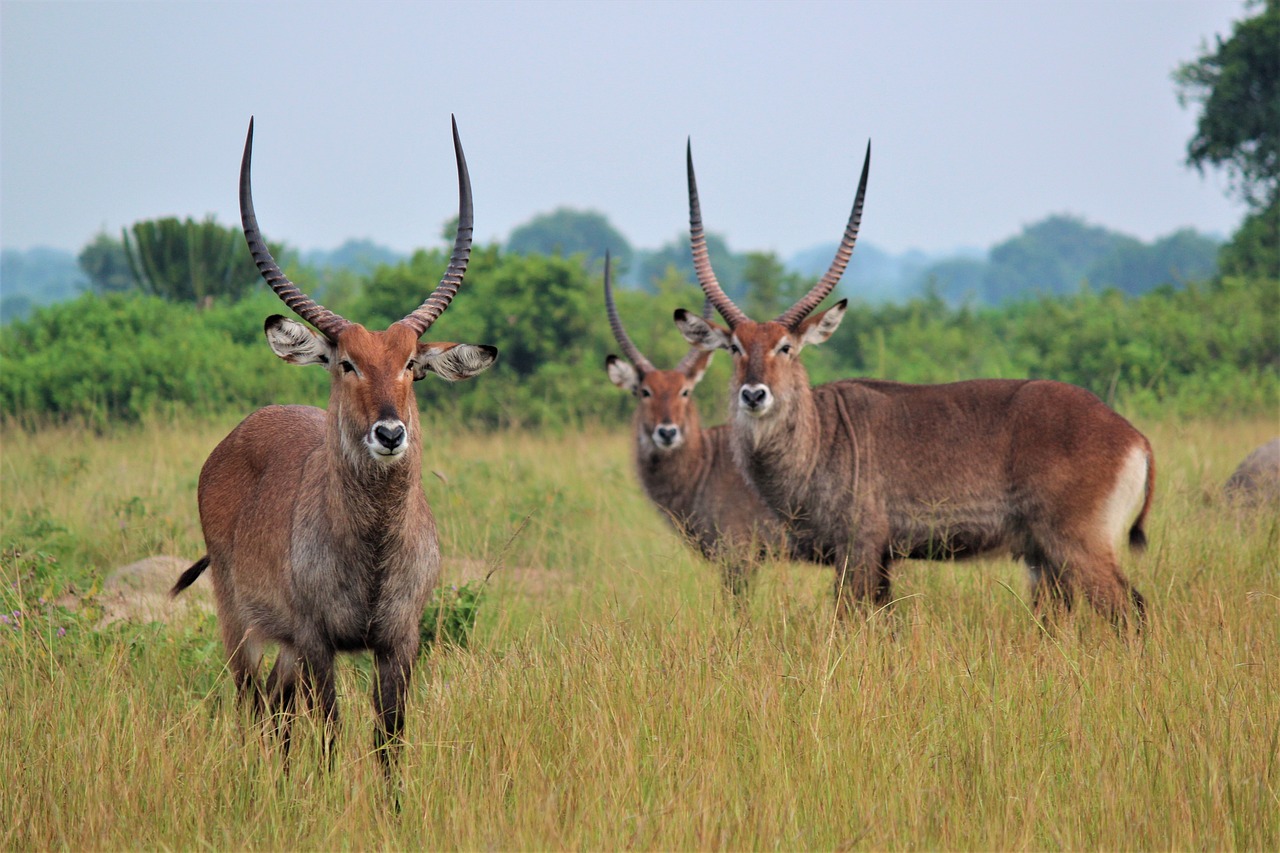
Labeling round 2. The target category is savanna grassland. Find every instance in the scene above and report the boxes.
[1,414,1276,850]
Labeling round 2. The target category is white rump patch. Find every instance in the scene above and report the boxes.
[1099,445,1148,547]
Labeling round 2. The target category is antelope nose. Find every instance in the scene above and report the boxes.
[741,386,768,409]
[656,426,678,445]
[374,423,405,450]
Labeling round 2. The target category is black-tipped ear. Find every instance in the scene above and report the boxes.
[264,314,334,366]
[605,354,640,392]
[673,308,732,352]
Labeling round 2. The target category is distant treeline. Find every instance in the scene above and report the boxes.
[1,209,1221,324]
[1,239,1273,430]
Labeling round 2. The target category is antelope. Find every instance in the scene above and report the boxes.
[602,255,785,596]
[674,140,1153,626]
[170,117,498,768]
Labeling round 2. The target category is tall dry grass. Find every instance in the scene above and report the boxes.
[1,415,1276,849]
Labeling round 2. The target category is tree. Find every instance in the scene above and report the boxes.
[1175,0,1279,279]
[506,208,632,274]
[741,251,811,318]
[1174,0,1280,209]
[78,232,134,294]
[121,216,273,305]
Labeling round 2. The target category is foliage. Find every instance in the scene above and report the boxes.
[634,231,748,296]
[78,232,134,294]
[506,208,632,275]
[0,291,325,428]
[0,247,86,324]
[419,581,485,648]
[301,238,406,275]
[741,251,811,318]
[2,238,1274,429]
[1218,195,1280,278]
[121,216,275,305]
[1174,0,1280,209]
[916,216,1222,305]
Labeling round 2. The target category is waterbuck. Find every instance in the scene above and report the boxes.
[602,255,785,596]
[170,118,498,767]
[674,140,1153,626]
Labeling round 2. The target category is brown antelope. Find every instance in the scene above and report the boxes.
[674,140,1153,626]
[170,117,498,768]
[602,254,785,596]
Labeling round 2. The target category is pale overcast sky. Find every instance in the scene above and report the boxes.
[0,0,1248,260]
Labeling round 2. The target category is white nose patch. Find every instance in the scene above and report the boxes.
[652,424,683,450]
[739,383,774,416]
[368,418,408,459]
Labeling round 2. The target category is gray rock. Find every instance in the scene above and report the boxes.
[1224,438,1280,505]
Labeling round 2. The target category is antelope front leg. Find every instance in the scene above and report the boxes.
[833,542,892,621]
[372,649,414,776]
[298,642,339,768]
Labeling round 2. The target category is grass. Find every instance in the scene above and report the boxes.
[1,413,1277,849]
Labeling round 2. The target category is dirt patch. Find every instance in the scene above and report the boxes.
[441,555,569,598]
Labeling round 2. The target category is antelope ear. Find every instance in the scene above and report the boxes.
[683,349,714,385]
[412,342,498,381]
[605,355,640,392]
[796,299,848,348]
[674,309,732,352]
[264,315,334,366]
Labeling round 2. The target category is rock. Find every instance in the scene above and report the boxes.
[99,555,213,626]
[1224,438,1280,506]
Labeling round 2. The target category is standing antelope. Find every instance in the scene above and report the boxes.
[170,118,498,767]
[603,255,785,596]
[674,140,1153,626]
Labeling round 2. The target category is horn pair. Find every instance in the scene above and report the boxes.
[686,139,870,329]
[239,117,473,339]
[604,251,712,376]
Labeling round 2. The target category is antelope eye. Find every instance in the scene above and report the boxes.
[640,388,652,398]
[779,343,792,355]
[340,360,356,375]
[729,344,742,356]
[681,389,690,397]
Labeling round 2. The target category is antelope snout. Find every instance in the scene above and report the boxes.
[370,419,407,458]
[739,384,773,416]
[653,424,683,450]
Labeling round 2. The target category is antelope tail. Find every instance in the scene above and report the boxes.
[170,554,211,597]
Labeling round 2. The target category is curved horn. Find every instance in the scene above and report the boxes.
[775,140,870,329]
[398,115,474,337]
[674,298,716,374]
[603,250,656,375]
[687,139,749,329]
[240,117,352,339]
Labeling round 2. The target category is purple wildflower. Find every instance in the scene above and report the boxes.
[57,627,66,637]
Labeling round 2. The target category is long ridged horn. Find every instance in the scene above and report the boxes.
[775,140,870,329]
[603,250,656,375]
[398,115,473,337]
[687,139,749,329]
[674,298,716,374]
[240,117,352,339]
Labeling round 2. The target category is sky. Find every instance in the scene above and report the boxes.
[0,0,1249,262]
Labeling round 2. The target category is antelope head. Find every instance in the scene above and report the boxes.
[241,117,497,465]
[674,139,869,423]
[602,253,713,452]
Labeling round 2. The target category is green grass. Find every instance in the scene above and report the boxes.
[1,415,1276,849]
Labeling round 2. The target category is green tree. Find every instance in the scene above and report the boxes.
[121,216,272,305]
[1175,0,1280,278]
[78,232,134,294]
[506,208,632,274]
[741,251,811,318]
[1174,0,1280,209]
